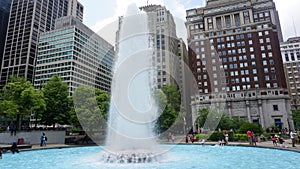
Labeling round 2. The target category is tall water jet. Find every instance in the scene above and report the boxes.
[103,3,161,161]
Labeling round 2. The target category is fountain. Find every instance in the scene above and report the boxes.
[102,3,162,162]
[1,3,300,168]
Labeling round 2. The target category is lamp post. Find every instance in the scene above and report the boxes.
[183,116,186,135]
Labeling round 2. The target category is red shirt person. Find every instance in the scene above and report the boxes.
[247,129,253,145]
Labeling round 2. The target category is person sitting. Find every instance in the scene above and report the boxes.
[271,135,277,147]
[11,141,19,154]
[200,139,205,146]
[279,137,285,148]
[190,135,195,143]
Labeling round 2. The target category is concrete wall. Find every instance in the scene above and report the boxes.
[0,131,65,145]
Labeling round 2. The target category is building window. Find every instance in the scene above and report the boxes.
[263,60,268,65]
[260,39,264,44]
[253,69,257,74]
[291,53,295,61]
[273,105,279,111]
[265,31,269,35]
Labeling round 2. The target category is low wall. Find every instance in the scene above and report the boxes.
[0,130,65,145]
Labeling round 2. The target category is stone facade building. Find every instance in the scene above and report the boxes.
[281,37,300,110]
[186,0,293,130]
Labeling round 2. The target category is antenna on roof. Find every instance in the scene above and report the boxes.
[293,17,298,37]
[147,0,149,5]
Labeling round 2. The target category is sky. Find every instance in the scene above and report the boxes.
[79,0,300,43]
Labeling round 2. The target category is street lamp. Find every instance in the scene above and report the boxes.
[183,116,186,135]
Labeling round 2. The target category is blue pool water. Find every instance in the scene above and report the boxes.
[0,145,299,169]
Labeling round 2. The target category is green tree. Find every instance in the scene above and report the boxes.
[41,75,70,127]
[196,108,245,131]
[73,85,108,133]
[292,109,300,130]
[217,115,245,131]
[95,89,110,121]
[237,122,264,135]
[1,76,35,129]
[196,108,210,128]
[32,90,46,128]
[0,100,19,121]
[68,97,80,127]
[155,84,181,133]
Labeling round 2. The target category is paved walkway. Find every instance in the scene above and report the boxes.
[1,139,299,153]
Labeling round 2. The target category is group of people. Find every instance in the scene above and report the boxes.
[167,133,175,143]
[270,134,286,148]
[185,134,196,143]
[246,129,257,146]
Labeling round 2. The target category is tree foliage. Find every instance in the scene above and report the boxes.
[72,85,109,132]
[292,109,300,130]
[41,75,70,127]
[237,122,264,135]
[95,89,110,121]
[32,90,46,128]
[155,84,181,133]
[0,77,38,129]
[196,108,246,131]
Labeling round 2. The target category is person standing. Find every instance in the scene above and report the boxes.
[224,131,229,145]
[290,130,296,147]
[251,131,256,146]
[247,129,252,145]
[185,135,189,143]
[171,134,175,143]
[40,132,46,147]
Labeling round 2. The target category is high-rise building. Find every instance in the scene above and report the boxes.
[140,5,179,88]
[281,37,300,109]
[34,16,114,95]
[0,0,12,71]
[0,0,84,87]
[178,38,193,132]
[186,0,293,130]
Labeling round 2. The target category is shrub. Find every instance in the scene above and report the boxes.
[195,133,207,141]
[71,127,79,133]
[207,131,234,141]
[237,122,264,135]
[233,134,248,141]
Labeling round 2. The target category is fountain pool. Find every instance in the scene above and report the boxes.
[0,145,299,169]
